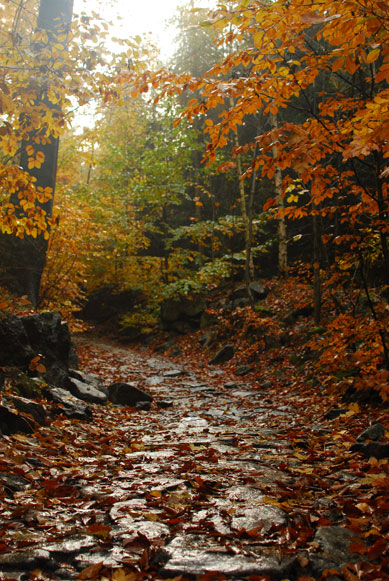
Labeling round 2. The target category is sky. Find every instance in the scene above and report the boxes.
[73,0,213,59]
[71,0,214,128]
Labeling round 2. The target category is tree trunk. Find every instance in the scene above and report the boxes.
[270,114,287,275]
[0,0,73,306]
[229,98,254,297]
[313,212,322,324]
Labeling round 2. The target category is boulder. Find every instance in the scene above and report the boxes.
[4,395,46,425]
[0,404,36,435]
[356,423,386,442]
[209,345,235,365]
[234,365,252,376]
[0,313,34,367]
[351,441,389,459]
[3,371,42,399]
[160,296,206,332]
[229,282,269,304]
[65,377,107,405]
[324,407,348,420]
[21,311,71,387]
[107,382,153,406]
[313,526,363,570]
[230,297,250,309]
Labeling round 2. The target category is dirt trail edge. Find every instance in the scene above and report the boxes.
[0,338,387,580]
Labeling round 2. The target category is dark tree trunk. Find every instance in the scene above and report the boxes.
[0,0,73,307]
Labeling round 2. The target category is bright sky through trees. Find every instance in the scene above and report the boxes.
[74,0,213,58]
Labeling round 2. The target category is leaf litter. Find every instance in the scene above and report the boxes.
[0,337,388,580]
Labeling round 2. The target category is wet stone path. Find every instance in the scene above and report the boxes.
[0,340,360,580]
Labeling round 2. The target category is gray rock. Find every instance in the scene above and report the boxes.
[224,381,238,389]
[161,297,206,323]
[160,296,206,332]
[235,365,252,376]
[0,549,54,571]
[0,471,30,494]
[0,314,33,367]
[44,387,92,420]
[162,535,288,578]
[351,441,389,459]
[157,399,173,409]
[45,536,98,556]
[0,404,36,435]
[232,297,250,309]
[145,375,166,387]
[0,311,72,388]
[163,369,185,377]
[229,282,269,302]
[314,526,362,566]
[69,369,105,391]
[21,311,71,387]
[356,423,386,442]
[135,401,151,411]
[5,395,46,425]
[66,377,107,405]
[231,506,286,533]
[209,345,235,365]
[107,382,153,406]
[324,407,348,420]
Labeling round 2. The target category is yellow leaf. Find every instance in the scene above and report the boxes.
[366,48,380,63]
[359,473,388,485]
[144,512,159,521]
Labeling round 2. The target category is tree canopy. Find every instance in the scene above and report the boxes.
[0,0,388,397]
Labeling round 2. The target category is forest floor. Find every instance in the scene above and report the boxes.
[0,335,388,581]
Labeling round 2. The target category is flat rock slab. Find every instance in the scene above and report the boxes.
[231,506,286,533]
[162,535,283,577]
[146,357,173,370]
[0,549,54,571]
[44,536,98,556]
[314,526,363,565]
[163,369,185,377]
[145,375,165,386]
[67,377,107,404]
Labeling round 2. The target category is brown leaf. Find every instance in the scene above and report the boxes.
[77,562,104,579]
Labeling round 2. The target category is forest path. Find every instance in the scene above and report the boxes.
[0,337,384,580]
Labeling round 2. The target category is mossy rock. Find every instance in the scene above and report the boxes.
[5,370,43,399]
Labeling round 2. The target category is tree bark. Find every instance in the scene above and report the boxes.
[270,114,287,275]
[313,212,322,324]
[229,98,254,298]
[0,0,73,306]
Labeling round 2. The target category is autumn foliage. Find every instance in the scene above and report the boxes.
[1,1,389,397]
